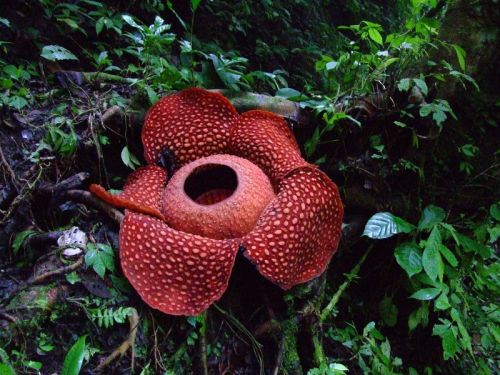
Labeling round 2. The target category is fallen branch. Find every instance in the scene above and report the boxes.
[39,172,90,195]
[63,189,124,224]
[4,257,83,302]
[96,307,139,372]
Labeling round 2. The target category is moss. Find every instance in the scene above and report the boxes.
[281,319,303,375]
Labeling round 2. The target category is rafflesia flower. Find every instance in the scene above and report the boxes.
[90,88,343,316]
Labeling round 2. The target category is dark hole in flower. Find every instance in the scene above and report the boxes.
[184,164,238,205]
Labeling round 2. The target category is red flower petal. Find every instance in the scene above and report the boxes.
[242,166,344,289]
[142,88,239,167]
[229,110,308,183]
[89,165,167,220]
[120,212,239,315]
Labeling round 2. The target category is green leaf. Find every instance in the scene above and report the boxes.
[452,44,466,71]
[61,336,86,375]
[12,230,37,254]
[275,87,301,99]
[121,146,140,170]
[490,202,500,221]
[418,205,445,231]
[122,15,142,30]
[9,96,28,110]
[434,293,451,310]
[437,244,458,267]
[422,227,442,281]
[363,212,413,239]
[408,303,429,331]
[410,287,441,300]
[394,242,422,277]
[191,0,202,11]
[454,233,492,258]
[397,78,411,92]
[413,78,428,96]
[41,45,78,61]
[368,28,383,45]
[0,363,16,375]
[379,296,398,327]
[95,17,105,35]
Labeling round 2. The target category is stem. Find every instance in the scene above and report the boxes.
[320,245,373,323]
[199,311,208,375]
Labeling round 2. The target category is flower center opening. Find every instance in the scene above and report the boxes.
[184,164,238,205]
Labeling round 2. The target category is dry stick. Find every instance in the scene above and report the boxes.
[95,308,140,372]
[272,339,285,375]
[5,257,84,301]
[63,189,124,224]
[0,142,21,190]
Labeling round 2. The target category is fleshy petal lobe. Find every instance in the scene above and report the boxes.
[89,165,167,220]
[229,110,308,183]
[242,166,344,289]
[142,88,239,167]
[120,212,239,315]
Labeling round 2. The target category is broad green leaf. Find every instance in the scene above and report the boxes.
[41,45,78,61]
[122,15,142,30]
[422,226,442,281]
[413,78,428,96]
[452,44,466,71]
[397,78,411,92]
[275,87,301,99]
[363,212,413,239]
[121,146,140,170]
[490,202,500,221]
[368,28,383,45]
[418,205,445,230]
[379,296,398,327]
[454,232,492,258]
[0,363,16,375]
[408,303,429,331]
[61,336,86,375]
[434,293,451,310]
[191,0,202,11]
[9,96,28,110]
[437,244,458,267]
[410,287,441,300]
[12,230,36,254]
[394,242,422,277]
[95,17,104,35]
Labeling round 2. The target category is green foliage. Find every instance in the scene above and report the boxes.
[84,243,115,279]
[89,306,132,328]
[61,336,86,375]
[41,45,79,61]
[363,212,414,239]
[367,205,498,364]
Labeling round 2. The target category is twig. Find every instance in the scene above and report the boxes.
[214,304,264,375]
[96,307,139,372]
[0,142,21,190]
[63,189,124,224]
[272,338,285,375]
[38,172,90,195]
[0,309,18,323]
[4,257,83,302]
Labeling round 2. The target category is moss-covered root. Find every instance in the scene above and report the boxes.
[281,318,303,375]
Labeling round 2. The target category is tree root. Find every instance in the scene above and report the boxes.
[95,307,139,372]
